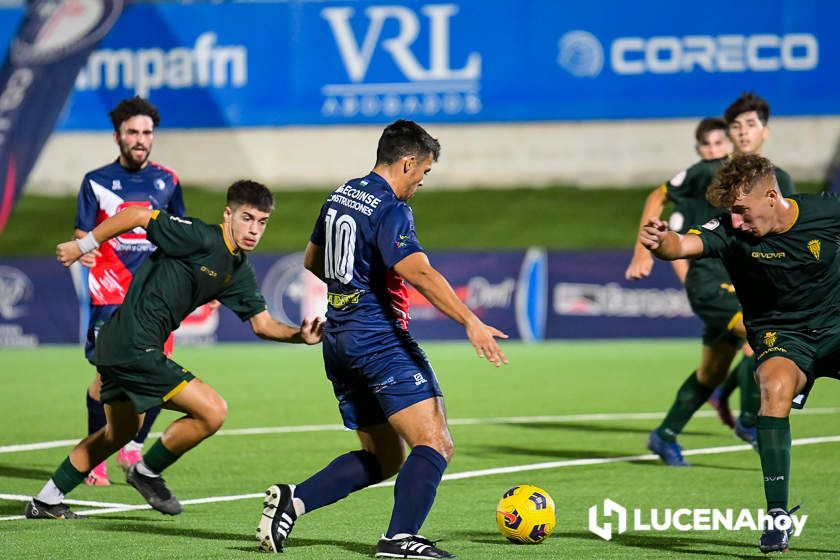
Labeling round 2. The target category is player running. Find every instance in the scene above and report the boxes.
[641,153,838,553]
[26,180,323,520]
[627,93,795,465]
[256,120,508,558]
[74,96,187,486]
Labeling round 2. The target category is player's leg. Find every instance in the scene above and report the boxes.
[26,400,140,519]
[119,355,217,515]
[649,338,738,465]
[374,396,455,558]
[734,348,760,445]
[83,304,118,486]
[755,356,807,553]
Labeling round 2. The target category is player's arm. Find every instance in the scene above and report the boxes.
[626,185,668,280]
[393,252,508,367]
[640,218,704,260]
[303,241,326,283]
[249,311,324,344]
[57,206,154,267]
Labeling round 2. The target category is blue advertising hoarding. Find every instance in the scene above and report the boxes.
[0,250,701,346]
[0,0,834,129]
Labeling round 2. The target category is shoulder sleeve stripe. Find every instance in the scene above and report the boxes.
[659,184,667,194]
[687,228,701,235]
[151,210,160,220]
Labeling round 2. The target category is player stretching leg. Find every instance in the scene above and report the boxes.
[25,181,323,519]
[256,120,508,558]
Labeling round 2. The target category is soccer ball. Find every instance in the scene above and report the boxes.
[495,485,556,544]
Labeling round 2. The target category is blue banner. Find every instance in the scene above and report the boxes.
[0,0,834,130]
[0,250,702,346]
[0,0,123,233]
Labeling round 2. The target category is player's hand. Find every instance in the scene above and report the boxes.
[640,218,669,251]
[465,317,508,367]
[625,251,654,280]
[207,300,221,312]
[56,240,83,267]
[299,316,325,345]
[79,248,101,268]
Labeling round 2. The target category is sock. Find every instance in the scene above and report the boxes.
[294,450,383,513]
[133,406,161,445]
[385,445,447,538]
[757,415,790,510]
[737,355,759,428]
[35,479,65,506]
[86,391,107,436]
[718,359,741,400]
[656,371,714,443]
[45,457,87,499]
[140,439,181,476]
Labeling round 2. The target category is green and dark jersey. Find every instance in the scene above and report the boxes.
[665,159,796,303]
[95,210,266,365]
[693,193,840,335]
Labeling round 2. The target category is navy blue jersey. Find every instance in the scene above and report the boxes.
[75,160,185,305]
[310,172,424,332]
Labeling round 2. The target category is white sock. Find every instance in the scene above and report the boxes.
[123,440,143,452]
[292,497,306,517]
[135,460,160,478]
[35,479,64,505]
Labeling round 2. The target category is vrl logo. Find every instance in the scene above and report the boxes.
[320,4,482,119]
[322,4,480,82]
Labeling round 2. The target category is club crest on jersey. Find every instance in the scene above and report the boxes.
[808,239,821,260]
[701,218,720,231]
[155,179,166,191]
[111,180,122,191]
[763,331,777,347]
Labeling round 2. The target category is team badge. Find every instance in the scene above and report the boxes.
[763,331,777,347]
[808,239,821,260]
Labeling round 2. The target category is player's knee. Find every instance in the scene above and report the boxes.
[203,397,228,434]
[428,434,454,463]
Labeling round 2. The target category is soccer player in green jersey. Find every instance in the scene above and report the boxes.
[627,93,795,465]
[641,153,838,553]
[25,180,324,520]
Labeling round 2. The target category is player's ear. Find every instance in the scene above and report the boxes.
[112,131,119,145]
[223,206,233,222]
[403,155,415,174]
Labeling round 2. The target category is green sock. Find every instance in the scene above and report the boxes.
[51,457,87,495]
[757,415,790,510]
[737,355,759,427]
[656,372,714,443]
[142,439,182,474]
[718,359,741,399]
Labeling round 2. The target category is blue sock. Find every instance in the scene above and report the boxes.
[134,406,161,444]
[86,391,106,435]
[385,445,447,538]
[295,450,383,512]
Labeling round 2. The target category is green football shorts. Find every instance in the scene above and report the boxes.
[99,351,195,413]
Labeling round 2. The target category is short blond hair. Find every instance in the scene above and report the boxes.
[708,154,776,208]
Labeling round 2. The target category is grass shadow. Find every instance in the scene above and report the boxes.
[0,463,55,480]
[95,521,253,542]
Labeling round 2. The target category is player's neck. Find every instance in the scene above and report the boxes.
[221,221,239,253]
[371,166,406,199]
[772,198,797,233]
[118,156,149,171]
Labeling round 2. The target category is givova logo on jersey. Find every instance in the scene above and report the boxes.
[320,3,482,119]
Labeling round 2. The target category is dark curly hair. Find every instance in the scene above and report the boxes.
[109,96,161,131]
[707,154,776,208]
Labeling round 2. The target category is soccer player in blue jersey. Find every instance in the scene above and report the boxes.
[74,97,187,485]
[256,120,508,558]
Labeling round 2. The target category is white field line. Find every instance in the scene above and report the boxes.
[1,434,839,522]
[2,407,839,454]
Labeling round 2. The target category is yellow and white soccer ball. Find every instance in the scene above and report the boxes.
[495,485,556,544]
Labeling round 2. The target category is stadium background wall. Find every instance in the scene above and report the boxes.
[0,0,834,193]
